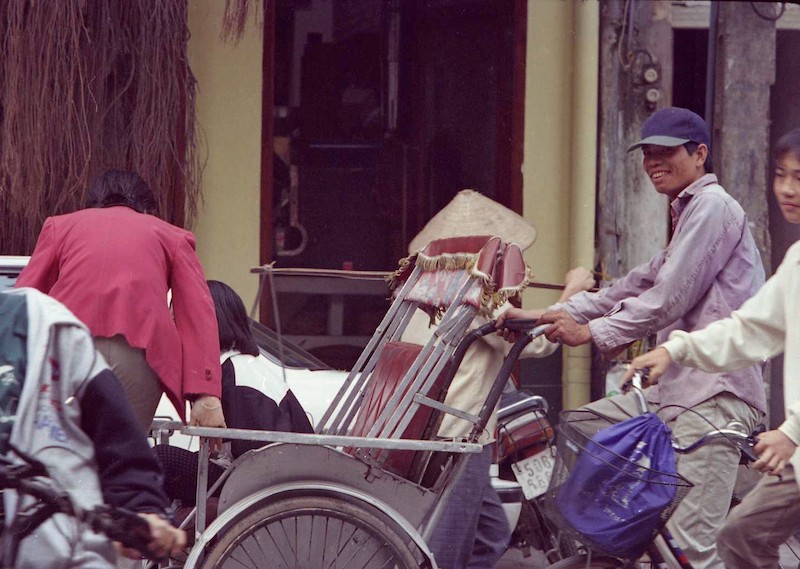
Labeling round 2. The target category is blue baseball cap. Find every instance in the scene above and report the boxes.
[627,107,711,152]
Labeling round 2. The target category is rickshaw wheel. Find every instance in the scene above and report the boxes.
[196,494,421,569]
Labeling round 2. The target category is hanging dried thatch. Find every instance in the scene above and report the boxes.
[0,0,201,254]
[221,0,254,44]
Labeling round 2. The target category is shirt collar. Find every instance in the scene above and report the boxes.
[670,173,718,226]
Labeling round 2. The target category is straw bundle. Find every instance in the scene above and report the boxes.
[0,0,201,254]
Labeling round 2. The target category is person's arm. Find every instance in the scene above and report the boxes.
[80,369,171,514]
[554,255,662,324]
[14,218,60,292]
[625,241,795,385]
[587,193,751,353]
[168,231,225,428]
[55,324,187,559]
[495,267,595,349]
[503,267,596,323]
[779,400,800,451]
[80,374,186,558]
[752,427,797,477]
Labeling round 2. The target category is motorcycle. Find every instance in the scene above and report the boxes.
[493,389,580,563]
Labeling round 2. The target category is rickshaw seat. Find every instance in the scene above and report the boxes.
[347,340,448,478]
[318,235,532,488]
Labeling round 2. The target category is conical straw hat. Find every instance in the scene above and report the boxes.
[408,189,537,254]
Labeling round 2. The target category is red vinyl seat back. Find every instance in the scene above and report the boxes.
[348,340,447,479]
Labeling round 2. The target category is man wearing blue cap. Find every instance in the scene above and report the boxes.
[499,107,766,568]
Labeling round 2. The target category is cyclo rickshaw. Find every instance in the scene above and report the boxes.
[155,235,544,569]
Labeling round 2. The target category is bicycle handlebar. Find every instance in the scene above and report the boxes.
[0,457,158,561]
[622,369,765,464]
[498,318,539,332]
[674,422,765,463]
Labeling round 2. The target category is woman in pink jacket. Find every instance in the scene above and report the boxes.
[16,170,225,433]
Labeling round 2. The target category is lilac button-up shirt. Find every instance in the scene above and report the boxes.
[556,174,767,416]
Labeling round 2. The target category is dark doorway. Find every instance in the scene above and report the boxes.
[672,28,708,117]
[260,0,525,368]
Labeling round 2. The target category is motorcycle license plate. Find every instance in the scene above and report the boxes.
[511,452,555,500]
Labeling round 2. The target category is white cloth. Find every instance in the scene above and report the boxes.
[661,240,800,490]
[220,350,291,404]
[7,288,115,569]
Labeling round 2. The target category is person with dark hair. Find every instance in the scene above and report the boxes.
[84,169,159,213]
[208,280,312,459]
[208,279,259,357]
[625,127,800,569]
[500,107,766,568]
[157,281,312,511]
[15,170,225,435]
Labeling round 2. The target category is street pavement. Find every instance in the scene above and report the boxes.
[495,537,800,568]
[496,547,547,568]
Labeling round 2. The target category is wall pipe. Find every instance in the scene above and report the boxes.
[563,1,600,410]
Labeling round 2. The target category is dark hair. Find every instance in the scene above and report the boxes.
[684,142,714,173]
[775,128,800,162]
[208,280,259,356]
[85,170,158,214]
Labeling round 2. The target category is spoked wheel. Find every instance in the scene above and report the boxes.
[196,495,421,569]
[546,553,625,568]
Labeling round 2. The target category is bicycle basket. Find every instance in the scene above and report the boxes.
[542,410,693,559]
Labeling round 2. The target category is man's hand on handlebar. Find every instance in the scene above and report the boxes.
[752,429,797,477]
[495,266,594,344]
[495,307,541,342]
[622,347,673,389]
[537,310,592,347]
[115,513,187,560]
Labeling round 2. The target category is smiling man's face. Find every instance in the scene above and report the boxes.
[641,143,708,201]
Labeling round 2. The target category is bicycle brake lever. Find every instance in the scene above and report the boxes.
[740,444,759,464]
[741,424,767,464]
[621,368,650,393]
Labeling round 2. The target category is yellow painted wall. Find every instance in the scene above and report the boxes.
[188,0,263,307]
[523,0,573,306]
[523,0,599,408]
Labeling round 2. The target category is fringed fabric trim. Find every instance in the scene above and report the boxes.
[416,251,495,291]
[415,250,477,272]
[385,254,414,292]
[386,251,534,319]
[494,265,534,307]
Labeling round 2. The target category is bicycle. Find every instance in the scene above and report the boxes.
[541,371,771,569]
[0,452,161,569]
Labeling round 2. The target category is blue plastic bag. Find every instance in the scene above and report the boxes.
[556,413,678,558]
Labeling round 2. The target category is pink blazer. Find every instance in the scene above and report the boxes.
[16,206,221,419]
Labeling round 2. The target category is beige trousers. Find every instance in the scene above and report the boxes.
[580,390,760,569]
[94,335,163,434]
[718,464,800,569]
